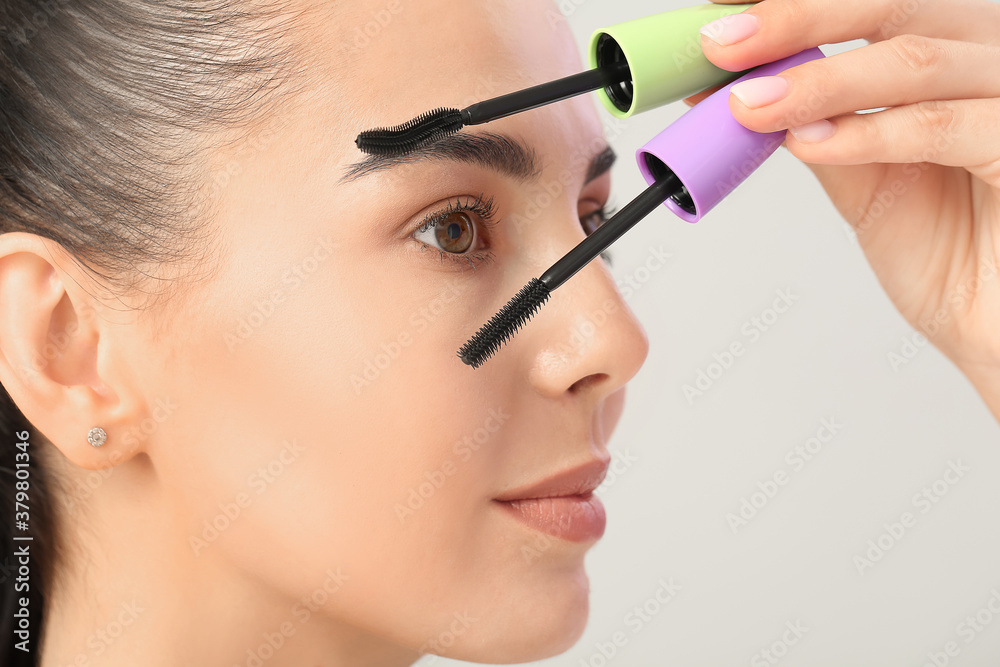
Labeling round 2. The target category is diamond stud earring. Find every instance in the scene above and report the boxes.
[87,427,107,447]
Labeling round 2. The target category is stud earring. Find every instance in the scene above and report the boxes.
[87,427,107,447]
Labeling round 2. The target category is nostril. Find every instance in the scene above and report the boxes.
[569,373,607,394]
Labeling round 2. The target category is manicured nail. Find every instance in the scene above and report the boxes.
[788,119,836,143]
[730,76,790,108]
[699,13,761,46]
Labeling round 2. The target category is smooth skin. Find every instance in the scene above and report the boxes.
[0,1,648,665]
[689,0,1000,423]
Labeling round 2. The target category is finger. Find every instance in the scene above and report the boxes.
[699,0,1000,73]
[783,98,1000,168]
[726,36,1000,133]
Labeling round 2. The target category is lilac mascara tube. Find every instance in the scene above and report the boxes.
[458,47,828,368]
[636,46,826,223]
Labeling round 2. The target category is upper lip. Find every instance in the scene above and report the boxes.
[493,457,610,502]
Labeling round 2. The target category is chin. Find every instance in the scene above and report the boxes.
[442,564,593,664]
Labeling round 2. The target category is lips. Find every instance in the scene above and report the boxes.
[493,457,610,543]
[493,458,610,502]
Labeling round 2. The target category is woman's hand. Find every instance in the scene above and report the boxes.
[689,0,1000,420]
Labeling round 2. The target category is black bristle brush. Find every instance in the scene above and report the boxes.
[356,60,631,157]
[458,172,684,368]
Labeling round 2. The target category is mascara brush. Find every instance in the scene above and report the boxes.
[355,60,632,157]
[356,4,762,157]
[457,173,684,369]
[456,45,827,370]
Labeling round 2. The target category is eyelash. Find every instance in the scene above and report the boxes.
[413,193,501,271]
[412,193,619,271]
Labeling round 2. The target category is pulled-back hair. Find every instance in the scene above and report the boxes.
[0,1,308,662]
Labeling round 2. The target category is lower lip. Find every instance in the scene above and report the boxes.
[494,493,606,543]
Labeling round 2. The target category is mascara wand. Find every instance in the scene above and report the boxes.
[356,3,760,157]
[457,46,827,369]
[457,173,684,368]
[355,60,632,157]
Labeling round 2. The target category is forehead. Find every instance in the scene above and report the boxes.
[299,0,606,174]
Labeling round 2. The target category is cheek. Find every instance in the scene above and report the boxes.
[147,243,542,636]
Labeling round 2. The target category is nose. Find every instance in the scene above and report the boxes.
[524,221,650,404]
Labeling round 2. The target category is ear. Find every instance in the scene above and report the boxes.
[0,232,149,470]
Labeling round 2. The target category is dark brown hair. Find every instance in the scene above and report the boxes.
[0,1,307,661]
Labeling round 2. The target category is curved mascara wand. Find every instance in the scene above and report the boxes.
[457,173,683,368]
[355,60,631,158]
[356,5,769,158]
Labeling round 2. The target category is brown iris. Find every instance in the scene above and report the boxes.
[434,211,475,254]
[581,209,605,237]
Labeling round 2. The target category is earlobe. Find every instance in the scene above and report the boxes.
[0,232,146,470]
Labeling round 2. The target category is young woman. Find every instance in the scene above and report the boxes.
[0,0,997,665]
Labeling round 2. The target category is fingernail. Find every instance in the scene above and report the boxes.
[699,13,760,46]
[730,76,790,108]
[788,119,836,143]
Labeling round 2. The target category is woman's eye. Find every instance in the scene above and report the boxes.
[580,204,617,265]
[415,211,477,255]
[581,208,608,236]
[410,195,615,271]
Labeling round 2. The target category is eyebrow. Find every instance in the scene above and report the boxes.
[339,130,616,187]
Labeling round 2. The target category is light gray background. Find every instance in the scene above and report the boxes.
[431,1,1000,665]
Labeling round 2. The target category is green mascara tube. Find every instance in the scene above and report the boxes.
[590,3,754,118]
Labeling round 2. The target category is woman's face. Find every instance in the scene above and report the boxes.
[124,0,649,661]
